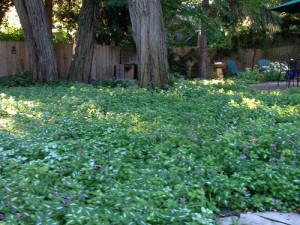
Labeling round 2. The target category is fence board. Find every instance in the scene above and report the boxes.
[1,41,300,79]
[0,42,4,76]
[6,42,17,75]
[0,42,8,77]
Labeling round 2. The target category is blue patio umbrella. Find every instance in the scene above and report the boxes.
[270,0,300,13]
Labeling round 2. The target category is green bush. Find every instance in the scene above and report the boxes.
[262,62,288,82]
[232,69,264,85]
[0,72,34,87]
[0,27,24,41]
[92,78,137,88]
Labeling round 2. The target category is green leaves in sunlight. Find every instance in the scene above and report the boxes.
[0,80,299,224]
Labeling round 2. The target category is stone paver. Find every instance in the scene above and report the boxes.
[217,216,239,225]
[217,212,300,225]
[253,212,300,225]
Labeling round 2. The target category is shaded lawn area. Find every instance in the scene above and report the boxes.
[0,79,299,224]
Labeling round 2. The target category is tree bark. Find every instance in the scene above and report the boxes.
[128,0,170,89]
[13,0,58,83]
[68,0,98,83]
[44,0,53,35]
[198,0,209,78]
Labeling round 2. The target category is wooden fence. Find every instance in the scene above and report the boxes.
[0,42,137,80]
[1,41,300,79]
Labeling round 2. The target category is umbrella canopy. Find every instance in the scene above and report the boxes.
[270,0,300,13]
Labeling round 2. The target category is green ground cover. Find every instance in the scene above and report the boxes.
[0,79,299,224]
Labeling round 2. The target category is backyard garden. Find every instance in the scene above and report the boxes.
[0,75,299,224]
[1,0,300,224]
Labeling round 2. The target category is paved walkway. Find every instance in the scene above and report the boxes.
[218,212,300,225]
[248,81,299,91]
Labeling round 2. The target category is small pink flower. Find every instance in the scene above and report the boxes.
[251,137,257,143]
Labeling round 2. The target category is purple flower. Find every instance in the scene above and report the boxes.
[15,213,23,218]
[243,144,250,152]
[269,158,276,163]
[60,136,65,140]
[92,164,102,173]
[179,197,186,204]
[0,213,4,221]
[251,137,257,143]
[62,196,72,205]
[271,144,277,151]
[279,156,284,162]
[240,154,247,160]
[95,164,101,169]
[53,191,59,196]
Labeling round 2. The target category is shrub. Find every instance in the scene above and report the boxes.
[0,72,34,87]
[262,62,288,81]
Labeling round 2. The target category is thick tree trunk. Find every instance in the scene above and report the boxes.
[44,0,53,35]
[68,0,98,83]
[198,0,209,78]
[13,0,58,83]
[128,0,170,89]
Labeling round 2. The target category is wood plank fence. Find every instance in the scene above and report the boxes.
[0,42,137,80]
[1,41,300,79]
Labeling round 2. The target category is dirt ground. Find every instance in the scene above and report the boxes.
[248,81,299,91]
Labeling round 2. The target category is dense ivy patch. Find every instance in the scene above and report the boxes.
[0,80,299,224]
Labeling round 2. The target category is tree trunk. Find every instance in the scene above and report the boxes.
[198,0,209,78]
[13,0,58,83]
[44,0,53,35]
[128,0,170,89]
[68,0,98,83]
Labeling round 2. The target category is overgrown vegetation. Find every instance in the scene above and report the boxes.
[0,27,24,41]
[0,79,299,224]
[0,72,33,87]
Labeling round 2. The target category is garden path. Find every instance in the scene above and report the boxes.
[248,81,298,91]
[218,212,300,225]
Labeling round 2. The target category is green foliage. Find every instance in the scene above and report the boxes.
[0,27,24,41]
[231,61,289,84]
[52,30,73,44]
[92,78,137,88]
[168,48,198,79]
[0,72,34,87]
[231,69,265,84]
[0,79,299,224]
[261,61,288,82]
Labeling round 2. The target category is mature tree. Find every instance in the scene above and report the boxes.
[68,0,99,83]
[13,0,58,82]
[45,0,53,34]
[198,0,209,78]
[128,0,170,89]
